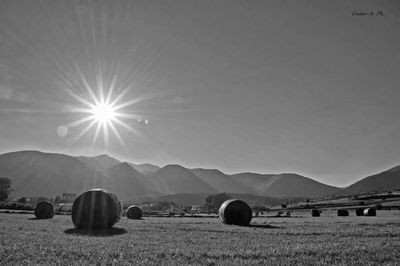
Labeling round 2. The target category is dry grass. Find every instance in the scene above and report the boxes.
[1,210,400,265]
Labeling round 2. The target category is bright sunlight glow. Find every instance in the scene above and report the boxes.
[61,63,154,149]
[90,101,117,124]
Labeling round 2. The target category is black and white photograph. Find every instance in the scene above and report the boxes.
[0,0,399,264]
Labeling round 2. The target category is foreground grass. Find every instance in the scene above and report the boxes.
[1,210,400,265]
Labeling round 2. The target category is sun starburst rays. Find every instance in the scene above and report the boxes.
[59,65,148,149]
[70,94,139,147]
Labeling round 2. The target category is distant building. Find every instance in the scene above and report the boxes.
[26,197,50,204]
[62,193,77,202]
[190,205,204,214]
[57,203,73,213]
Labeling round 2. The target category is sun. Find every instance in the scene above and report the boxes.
[58,63,155,149]
[61,71,147,147]
[65,88,142,147]
[90,101,117,125]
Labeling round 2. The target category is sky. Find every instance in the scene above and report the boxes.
[0,0,399,187]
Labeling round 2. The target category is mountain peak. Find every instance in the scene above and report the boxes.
[120,161,131,167]
[108,162,142,176]
[157,164,192,174]
[129,163,160,175]
[76,154,121,172]
[94,153,115,159]
[343,164,400,194]
[114,162,139,171]
[2,149,400,200]
[164,164,183,168]
[192,168,225,175]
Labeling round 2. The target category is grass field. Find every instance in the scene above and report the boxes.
[1,210,400,265]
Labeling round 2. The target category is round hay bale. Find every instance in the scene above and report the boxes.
[126,205,142,219]
[355,208,364,216]
[218,199,252,226]
[71,189,121,229]
[337,209,349,216]
[363,208,376,216]
[34,201,55,219]
[311,209,320,217]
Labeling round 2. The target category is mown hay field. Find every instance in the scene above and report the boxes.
[1,210,400,265]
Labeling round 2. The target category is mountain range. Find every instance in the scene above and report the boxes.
[0,150,399,205]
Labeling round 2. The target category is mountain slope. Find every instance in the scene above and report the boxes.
[344,165,400,194]
[150,165,218,195]
[106,162,161,201]
[231,173,342,198]
[0,150,112,198]
[5,150,392,202]
[129,163,160,175]
[190,168,254,194]
[76,154,121,172]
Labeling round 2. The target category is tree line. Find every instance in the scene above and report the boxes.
[0,177,12,202]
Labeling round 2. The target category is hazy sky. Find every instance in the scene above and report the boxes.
[0,0,399,186]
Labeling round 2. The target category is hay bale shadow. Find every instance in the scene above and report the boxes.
[248,224,283,229]
[28,216,54,220]
[126,217,145,220]
[64,227,127,236]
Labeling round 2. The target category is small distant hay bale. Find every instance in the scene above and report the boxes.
[363,208,376,216]
[337,209,349,216]
[71,189,121,229]
[34,201,55,219]
[126,205,142,219]
[311,209,320,217]
[356,208,364,216]
[218,199,252,226]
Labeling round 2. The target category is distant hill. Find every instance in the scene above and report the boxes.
[191,169,341,198]
[0,151,111,198]
[343,165,400,195]
[76,154,121,172]
[77,155,160,176]
[0,151,159,202]
[129,163,160,175]
[106,162,161,201]
[190,168,254,194]
[229,173,342,198]
[150,165,218,195]
[4,150,398,203]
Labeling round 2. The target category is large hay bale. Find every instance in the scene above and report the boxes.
[356,208,364,216]
[127,205,142,219]
[363,208,376,216]
[71,189,121,229]
[311,209,320,217]
[337,209,349,216]
[34,201,55,219]
[218,199,252,226]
